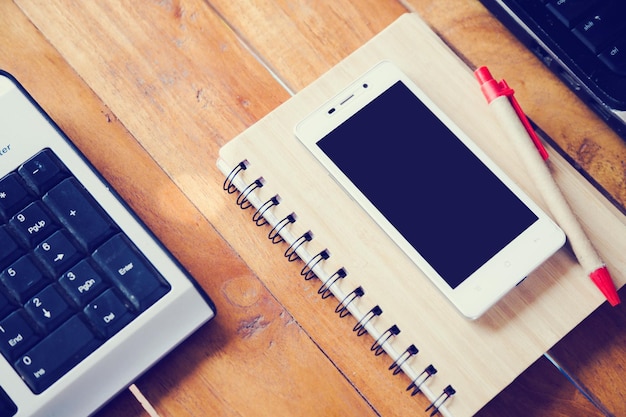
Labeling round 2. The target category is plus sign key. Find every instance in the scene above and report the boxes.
[42,178,116,252]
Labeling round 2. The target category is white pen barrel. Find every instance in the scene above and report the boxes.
[489,95,604,273]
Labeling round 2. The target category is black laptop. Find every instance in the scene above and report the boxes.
[479,0,626,140]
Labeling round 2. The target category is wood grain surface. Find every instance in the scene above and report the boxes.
[1,0,624,416]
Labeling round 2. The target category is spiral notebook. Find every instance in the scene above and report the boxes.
[217,13,626,417]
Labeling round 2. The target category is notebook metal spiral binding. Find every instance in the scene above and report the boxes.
[371,324,400,356]
[353,305,382,336]
[284,231,313,262]
[318,268,347,299]
[335,286,364,318]
[426,385,456,417]
[223,160,247,194]
[407,364,438,396]
[236,178,263,209]
[222,160,456,416]
[390,344,419,375]
[253,195,280,226]
[301,249,330,280]
[268,213,296,244]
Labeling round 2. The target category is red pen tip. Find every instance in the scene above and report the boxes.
[589,266,621,306]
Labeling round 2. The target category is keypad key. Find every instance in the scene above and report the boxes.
[0,310,40,361]
[572,4,626,53]
[0,386,17,417]
[546,0,599,28]
[0,291,14,320]
[84,289,134,339]
[0,255,48,304]
[9,201,58,247]
[58,260,107,308]
[92,234,170,312]
[599,35,626,76]
[43,178,116,252]
[34,230,82,277]
[0,226,22,270]
[24,285,74,333]
[18,149,68,195]
[15,315,100,394]
[0,173,32,221]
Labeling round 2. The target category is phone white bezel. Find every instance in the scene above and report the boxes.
[294,61,565,319]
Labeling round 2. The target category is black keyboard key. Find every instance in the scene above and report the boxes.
[0,386,17,417]
[92,234,169,311]
[9,201,58,247]
[0,226,22,270]
[43,178,116,252]
[572,4,626,53]
[599,35,626,75]
[84,289,134,339]
[0,255,48,304]
[546,0,600,28]
[58,260,107,308]
[0,173,32,221]
[34,230,82,277]
[0,310,40,361]
[0,291,14,319]
[24,285,73,333]
[18,149,68,195]
[15,315,100,394]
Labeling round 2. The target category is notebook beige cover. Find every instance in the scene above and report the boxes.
[217,13,626,417]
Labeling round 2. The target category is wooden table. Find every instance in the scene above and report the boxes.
[1,1,625,416]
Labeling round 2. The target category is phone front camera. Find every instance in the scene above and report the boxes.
[363,83,368,88]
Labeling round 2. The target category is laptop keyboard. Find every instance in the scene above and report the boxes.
[487,0,626,117]
[0,148,170,396]
[542,0,626,75]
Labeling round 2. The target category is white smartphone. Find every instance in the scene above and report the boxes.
[294,61,565,319]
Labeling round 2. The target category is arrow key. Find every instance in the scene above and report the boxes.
[24,285,73,333]
[34,231,82,277]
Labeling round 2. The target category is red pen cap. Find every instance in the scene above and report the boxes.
[474,66,512,103]
[474,66,549,160]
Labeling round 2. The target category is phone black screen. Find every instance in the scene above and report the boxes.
[317,81,538,289]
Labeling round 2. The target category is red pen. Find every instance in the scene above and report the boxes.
[475,66,620,306]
